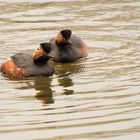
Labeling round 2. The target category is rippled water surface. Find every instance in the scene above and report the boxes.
[0,0,140,139]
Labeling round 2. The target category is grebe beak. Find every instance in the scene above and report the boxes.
[33,47,45,61]
[55,33,65,45]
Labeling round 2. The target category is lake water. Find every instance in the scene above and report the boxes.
[0,0,140,139]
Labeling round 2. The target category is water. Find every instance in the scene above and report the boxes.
[0,0,140,139]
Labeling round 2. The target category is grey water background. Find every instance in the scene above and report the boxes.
[0,0,140,139]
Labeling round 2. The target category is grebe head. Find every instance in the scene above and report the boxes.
[55,29,72,45]
[40,42,52,53]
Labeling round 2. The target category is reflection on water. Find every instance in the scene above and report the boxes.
[0,0,140,140]
[34,77,54,104]
[56,61,85,95]
[35,61,85,103]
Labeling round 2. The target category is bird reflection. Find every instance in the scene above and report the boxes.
[58,76,74,95]
[55,60,85,95]
[34,60,85,103]
[34,77,54,104]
